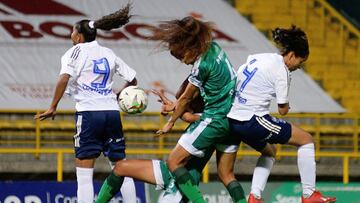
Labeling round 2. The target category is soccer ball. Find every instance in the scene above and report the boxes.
[118,86,148,114]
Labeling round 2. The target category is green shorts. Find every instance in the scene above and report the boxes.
[178,116,240,158]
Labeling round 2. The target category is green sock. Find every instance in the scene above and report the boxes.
[173,167,206,203]
[95,172,124,203]
[226,180,246,203]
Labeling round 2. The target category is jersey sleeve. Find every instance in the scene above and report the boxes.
[188,58,208,88]
[274,64,290,104]
[60,46,84,77]
[114,56,136,82]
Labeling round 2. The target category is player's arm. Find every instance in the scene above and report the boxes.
[156,83,198,135]
[116,77,137,99]
[152,89,175,115]
[181,112,200,123]
[34,74,70,120]
[274,63,290,116]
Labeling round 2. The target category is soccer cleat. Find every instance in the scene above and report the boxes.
[248,193,263,203]
[301,191,336,203]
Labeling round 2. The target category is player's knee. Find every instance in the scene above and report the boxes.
[261,144,277,157]
[112,160,128,176]
[217,170,235,186]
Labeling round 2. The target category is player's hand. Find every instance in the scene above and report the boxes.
[161,103,176,116]
[156,121,174,137]
[152,89,172,105]
[152,89,175,115]
[34,107,57,121]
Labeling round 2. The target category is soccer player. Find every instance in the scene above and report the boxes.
[34,4,138,203]
[95,16,246,203]
[153,16,244,203]
[227,26,336,203]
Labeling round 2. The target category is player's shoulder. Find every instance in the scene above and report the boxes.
[249,53,283,68]
[62,45,82,60]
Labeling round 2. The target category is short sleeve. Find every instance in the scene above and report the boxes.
[60,46,83,77]
[114,57,136,82]
[274,65,290,104]
[188,58,208,88]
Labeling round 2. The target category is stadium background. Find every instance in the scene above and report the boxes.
[0,0,359,202]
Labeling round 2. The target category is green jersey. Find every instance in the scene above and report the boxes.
[188,42,236,117]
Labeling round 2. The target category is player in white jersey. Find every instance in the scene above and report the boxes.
[227,26,336,203]
[34,4,138,203]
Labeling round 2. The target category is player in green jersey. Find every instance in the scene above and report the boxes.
[95,16,245,203]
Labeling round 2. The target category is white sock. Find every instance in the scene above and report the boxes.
[297,143,316,198]
[76,167,94,203]
[109,161,137,203]
[250,155,275,198]
[120,177,137,203]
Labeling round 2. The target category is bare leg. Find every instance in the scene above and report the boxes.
[113,159,157,184]
[216,150,246,203]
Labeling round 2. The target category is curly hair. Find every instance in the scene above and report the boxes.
[149,16,214,64]
[75,3,132,42]
[272,25,309,58]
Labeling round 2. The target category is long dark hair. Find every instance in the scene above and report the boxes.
[149,16,213,64]
[75,3,131,42]
[272,25,309,58]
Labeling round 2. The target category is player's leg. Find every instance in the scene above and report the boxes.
[76,158,96,203]
[251,115,291,201]
[287,124,336,202]
[215,150,246,203]
[229,115,284,201]
[153,160,183,203]
[167,118,221,203]
[287,124,315,198]
[167,144,206,203]
[109,161,136,203]
[74,111,105,203]
[214,118,246,203]
[97,111,141,203]
[249,144,276,202]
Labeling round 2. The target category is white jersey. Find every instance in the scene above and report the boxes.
[60,41,136,112]
[227,53,290,121]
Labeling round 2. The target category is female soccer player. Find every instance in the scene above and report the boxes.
[95,16,246,203]
[34,3,138,203]
[227,26,336,203]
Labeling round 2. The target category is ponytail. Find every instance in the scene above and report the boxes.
[74,3,132,42]
[93,3,131,31]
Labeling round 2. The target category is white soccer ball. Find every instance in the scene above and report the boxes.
[118,86,148,114]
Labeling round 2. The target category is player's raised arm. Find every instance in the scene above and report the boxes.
[34,74,70,121]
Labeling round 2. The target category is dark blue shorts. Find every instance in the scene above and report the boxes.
[74,111,126,161]
[228,114,292,151]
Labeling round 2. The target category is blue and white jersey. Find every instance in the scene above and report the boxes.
[60,41,136,111]
[227,53,290,121]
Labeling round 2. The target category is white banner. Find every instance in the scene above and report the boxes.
[0,0,344,112]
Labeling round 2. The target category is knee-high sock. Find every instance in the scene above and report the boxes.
[250,155,275,198]
[226,180,246,203]
[173,167,206,203]
[109,161,137,203]
[298,143,316,198]
[76,167,94,203]
[95,171,124,203]
[120,177,137,203]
